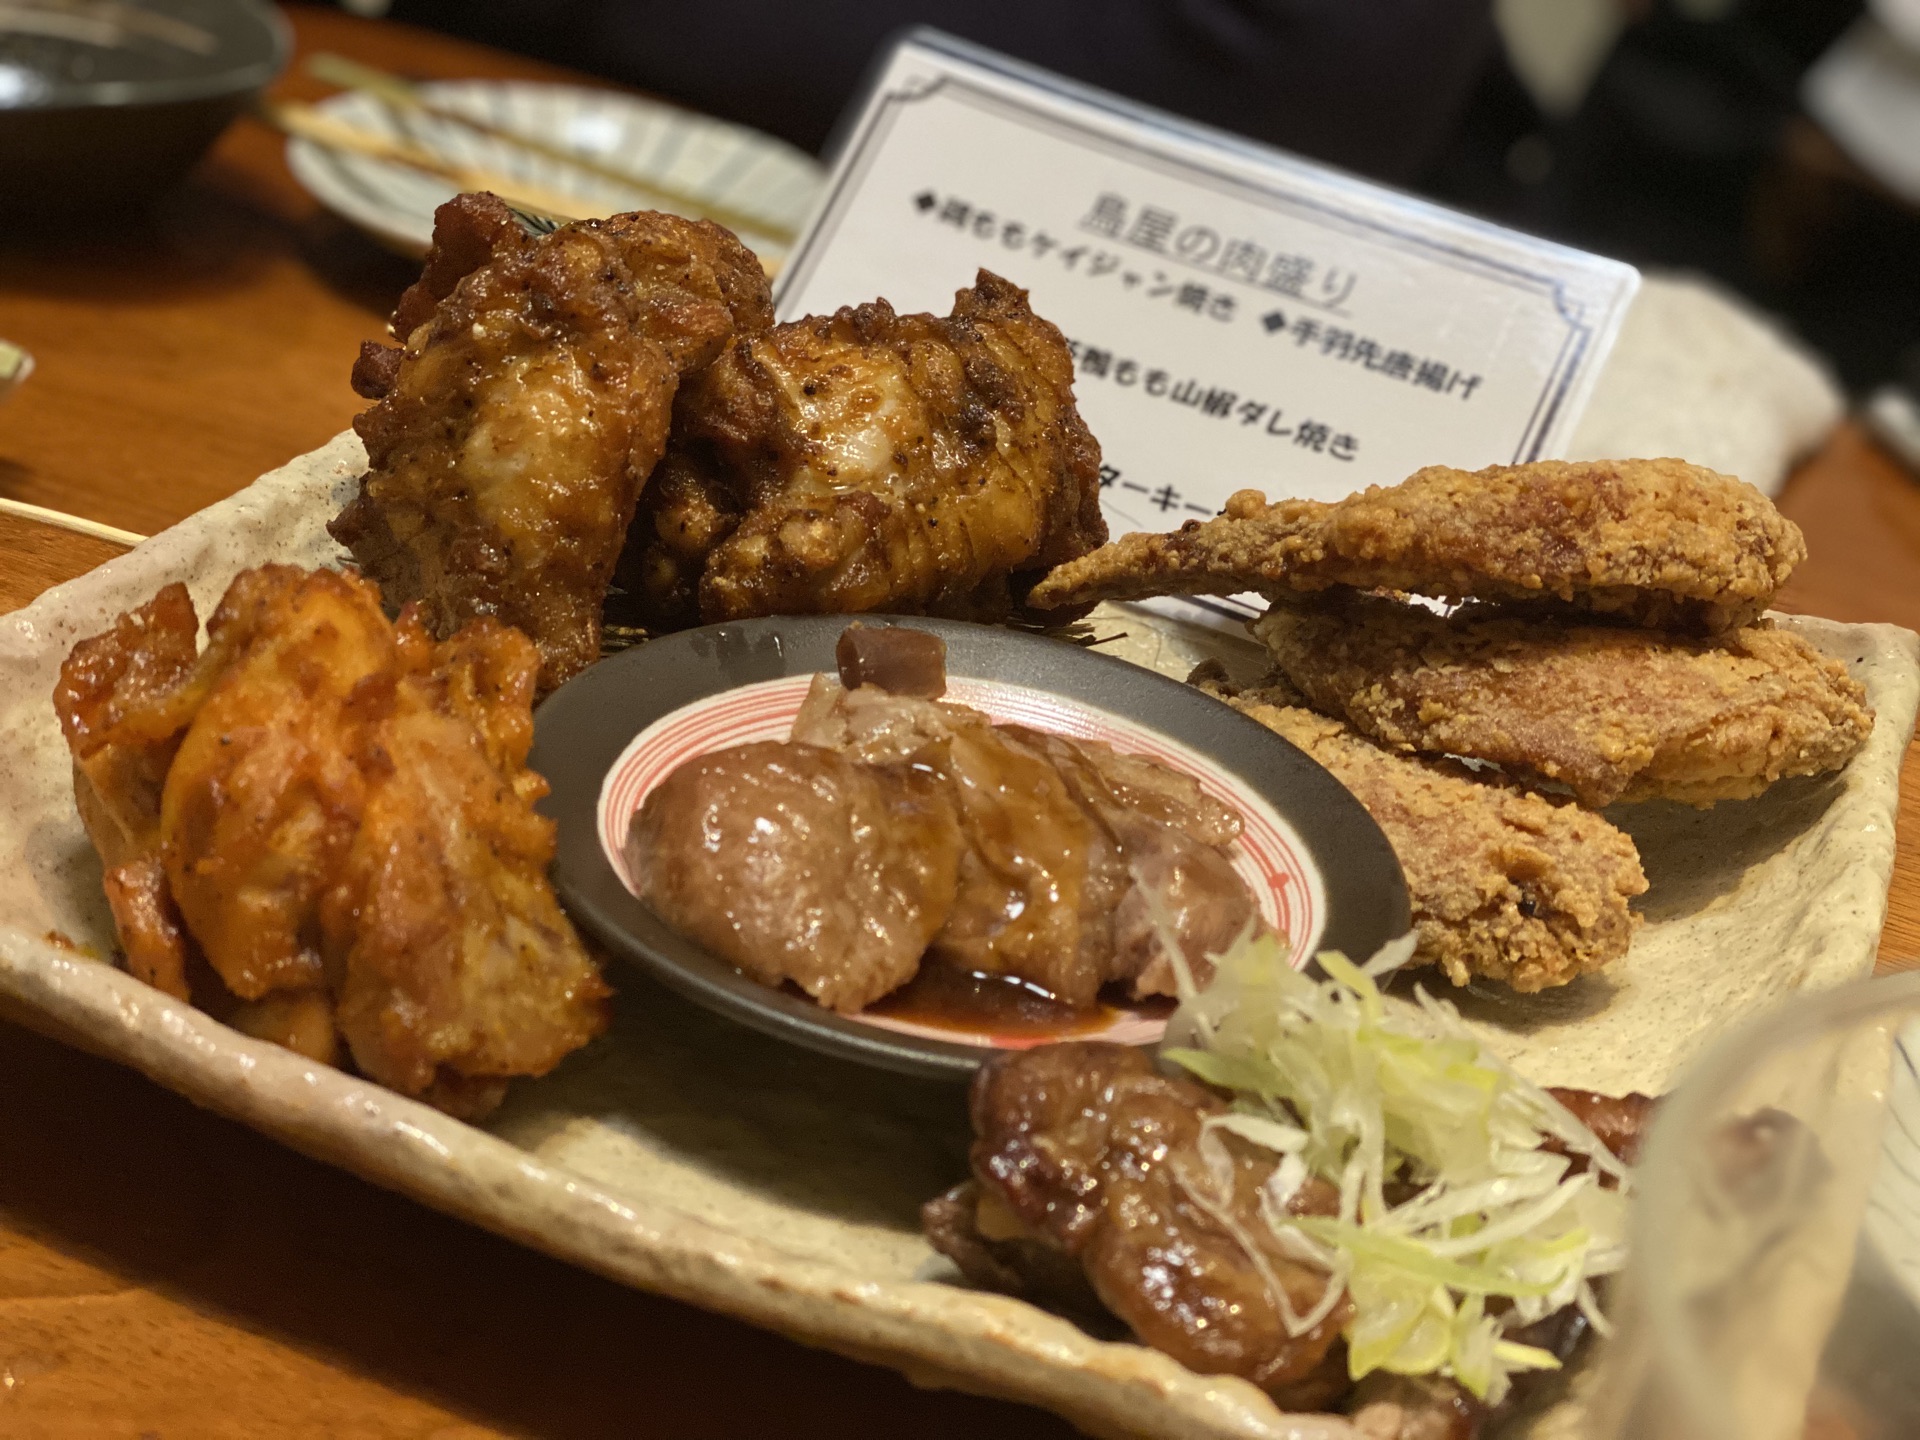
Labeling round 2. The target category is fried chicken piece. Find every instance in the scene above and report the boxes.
[54,566,609,1117]
[1029,458,1804,633]
[929,1043,1351,1402]
[626,740,963,1013]
[1255,593,1874,808]
[327,611,612,1111]
[1192,663,1645,991]
[332,193,774,690]
[620,269,1106,630]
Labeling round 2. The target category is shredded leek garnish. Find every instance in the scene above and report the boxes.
[1163,930,1629,1405]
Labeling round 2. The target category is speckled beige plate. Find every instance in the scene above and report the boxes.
[0,433,1914,1440]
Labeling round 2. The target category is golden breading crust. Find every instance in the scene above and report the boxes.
[1254,593,1874,808]
[1030,457,1805,633]
[1191,663,1646,992]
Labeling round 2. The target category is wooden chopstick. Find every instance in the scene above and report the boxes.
[260,99,586,225]
[0,498,146,547]
[304,53,797,245]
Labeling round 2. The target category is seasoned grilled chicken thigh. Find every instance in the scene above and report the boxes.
[334,193,773,690]
[622,270,1106,629]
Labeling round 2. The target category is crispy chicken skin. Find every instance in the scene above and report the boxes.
[1192,663,1646,991]
[1255,593,1873,808]
[621,269,1107,629]
[333,193,774,690]
[53,566,610,1118]
[1029,458,1804,633]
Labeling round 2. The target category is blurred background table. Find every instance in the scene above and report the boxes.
[1,6,1917,1438]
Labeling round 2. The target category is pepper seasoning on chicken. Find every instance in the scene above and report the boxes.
[333,192,775,691]
[621,269,1108,630]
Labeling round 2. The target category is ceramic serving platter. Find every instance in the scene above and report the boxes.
[0,432,1916,1439]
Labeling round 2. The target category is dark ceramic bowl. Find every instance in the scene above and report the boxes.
[533,616,1411,1082]
[0,0,288,213]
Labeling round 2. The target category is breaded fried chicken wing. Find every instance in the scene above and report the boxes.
[54,566,610,1117]
[332,193,774,689]
[1192,664,1646,991]
[1030,458,1803,633]
[1255,593,1873,808]
[620,269,1106,629]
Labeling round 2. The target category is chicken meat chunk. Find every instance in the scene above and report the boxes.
[332,192,774,690]
[1254,592,1873,808]
[1191,663,1646,991]
[624,625,1258,1012]
[620,270,1107,630]
[54,566,610,1117]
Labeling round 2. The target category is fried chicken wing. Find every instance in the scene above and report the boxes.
[54,566,609,1117]
[1030,458,1804,632]
[1191,663,1646,991]
[620,269,1106,629]
[1255,593,1873,808]
[332,193,774,689]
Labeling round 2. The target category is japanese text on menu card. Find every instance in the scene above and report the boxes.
[776,30,1641,625]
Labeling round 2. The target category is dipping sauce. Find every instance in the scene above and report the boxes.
[867,962,1175,1040]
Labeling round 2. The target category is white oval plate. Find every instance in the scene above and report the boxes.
[286,79,823,261]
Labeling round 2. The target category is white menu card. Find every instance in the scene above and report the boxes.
[777,29,1641,624]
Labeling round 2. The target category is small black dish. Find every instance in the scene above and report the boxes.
[0,0,288,214]
[533,615,1410,1081]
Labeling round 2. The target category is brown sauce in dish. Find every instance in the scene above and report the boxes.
[867,963,1175,1039]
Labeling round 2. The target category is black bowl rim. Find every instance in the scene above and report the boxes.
[532,615,1412,1083]
[2,0,289,111]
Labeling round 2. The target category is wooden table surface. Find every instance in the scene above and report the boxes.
[2,7,1918,1437]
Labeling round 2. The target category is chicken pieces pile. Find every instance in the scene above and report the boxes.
[1034,457,1874,992]
[54,566,610,1118]
[335,194,1107,692]
[629,626,1260,1013]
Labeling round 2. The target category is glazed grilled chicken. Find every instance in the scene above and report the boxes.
[628,626,1258,1012]
[54,566,610,1118]
[924,1043,1354,1408]
[620,270,1107,630]
[627,740,962,1013]
[333,193,774,690]
[926,1043,1658,1429]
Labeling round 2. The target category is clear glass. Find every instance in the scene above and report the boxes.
[1590,972,1920,1440]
